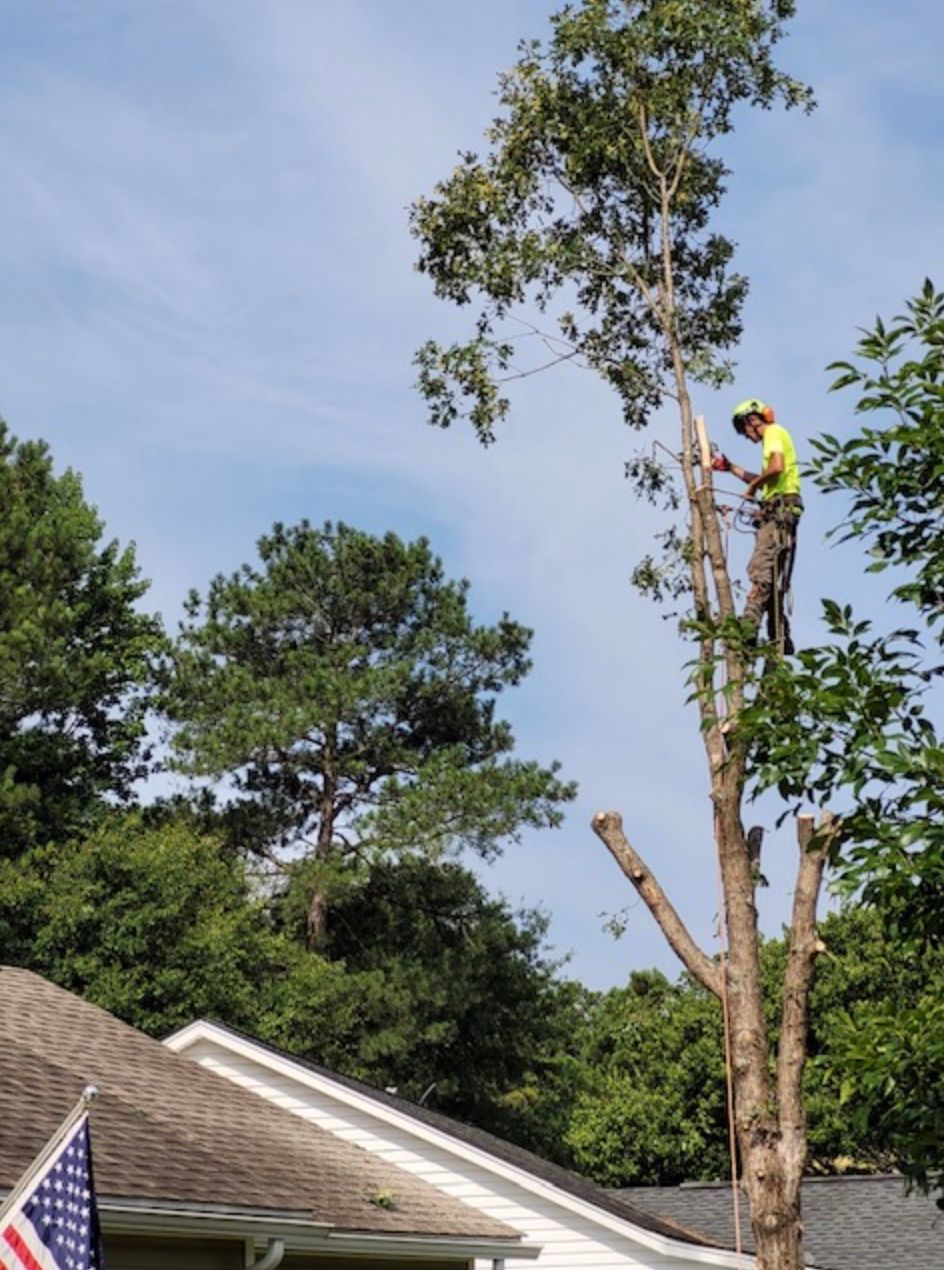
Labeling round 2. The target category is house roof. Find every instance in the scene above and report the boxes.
[618,1177,944,1270]
[0,967,523,1246]
[166,1017,724,1254]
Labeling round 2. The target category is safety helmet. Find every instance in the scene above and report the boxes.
[732,397,775,436]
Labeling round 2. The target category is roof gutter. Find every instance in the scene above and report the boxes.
[323,1230,541,1261]
[98,1198,540,1262]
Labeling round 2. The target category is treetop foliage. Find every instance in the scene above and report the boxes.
[412,0,812,442]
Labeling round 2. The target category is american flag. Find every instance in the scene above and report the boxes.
[0,1112,104,1270]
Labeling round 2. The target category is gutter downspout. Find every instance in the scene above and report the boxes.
[246,1238,285,1270]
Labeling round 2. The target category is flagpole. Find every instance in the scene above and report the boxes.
[0,1084,99,1225]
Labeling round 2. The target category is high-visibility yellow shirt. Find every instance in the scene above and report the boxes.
[760,423,800,500]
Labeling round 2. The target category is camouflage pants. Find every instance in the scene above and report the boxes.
[744,498,802,643]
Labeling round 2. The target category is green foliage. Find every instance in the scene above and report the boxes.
[812,279,944,628]
[565,969,729,1184]
[564,909,943,1187]
[803,908,944,1188]
[742,288,944,940]
[0,811,354,1037]
[827,998,944,1199]
[739,284,944,1195]
[0,811,584,1163]
[412,0,811,443]
[162,520,574,940]
[276,855,585,1158]
[0,421,162,854]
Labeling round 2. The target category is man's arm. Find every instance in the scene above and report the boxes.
[726,459,760,486]
[745,451,784,500]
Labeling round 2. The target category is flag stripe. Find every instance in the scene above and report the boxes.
[3,1224,45,1270]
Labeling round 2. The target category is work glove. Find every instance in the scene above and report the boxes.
[711,452,731,472]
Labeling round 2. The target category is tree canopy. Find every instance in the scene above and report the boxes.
[0,805,583,1162]
[564,907,944,1188]
[412,0,811,444]
[162,519,574,945]
[0,810,356,1037]
[277,854,583,1155]
[0,421,161,855]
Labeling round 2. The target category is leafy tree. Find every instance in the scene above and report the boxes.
[0,421,161,854]
[565,969,729,1185]
[411,3,825,1266]
[565,908,943,1187]
[162,520,574,948]
[0,808,584,1159]
[278,855,585,1156]
[743,282,944,1195]
[803,909,944,1187]
[0,811,360,1038]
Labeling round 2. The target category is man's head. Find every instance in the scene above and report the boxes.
[732,397,775,440]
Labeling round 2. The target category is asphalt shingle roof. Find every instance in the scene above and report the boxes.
[188,1019,721,1251]
[0,967,521,1243]
[618,1177,944,1270]
[188,1019,944,1268]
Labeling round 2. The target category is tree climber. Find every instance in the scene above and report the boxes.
[712,398,803,655]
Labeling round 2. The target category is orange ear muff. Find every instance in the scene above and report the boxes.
[762,404,775,424]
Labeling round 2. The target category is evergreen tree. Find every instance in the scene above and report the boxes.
[162,519,574,947]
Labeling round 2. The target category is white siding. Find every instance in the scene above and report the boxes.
[179,1039,740,1270]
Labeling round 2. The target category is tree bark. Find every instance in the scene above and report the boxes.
[595,807,830,1270]
[307,739,338,951]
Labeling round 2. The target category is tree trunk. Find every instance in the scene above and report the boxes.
[307,884,329,951]
[747,1171,804,1270]
[307,754,337,951]
[600,121,829,1269]
[593,806,830,1270]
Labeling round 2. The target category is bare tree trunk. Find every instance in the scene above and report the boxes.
[592,807,832,1270]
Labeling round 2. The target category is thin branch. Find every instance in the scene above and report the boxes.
[636,99,664,184]
[501,348,583,382]
[489,308,664,395]
[591,810,722,997]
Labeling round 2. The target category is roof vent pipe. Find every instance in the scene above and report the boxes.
[246,1238,285,1270]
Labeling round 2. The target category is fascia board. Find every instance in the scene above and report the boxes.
[166,1023,753,1270]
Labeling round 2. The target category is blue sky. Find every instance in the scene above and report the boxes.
[1,2,941,989]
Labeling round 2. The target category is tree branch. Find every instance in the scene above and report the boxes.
[592,810,722,997]
[776,812,832,1179]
